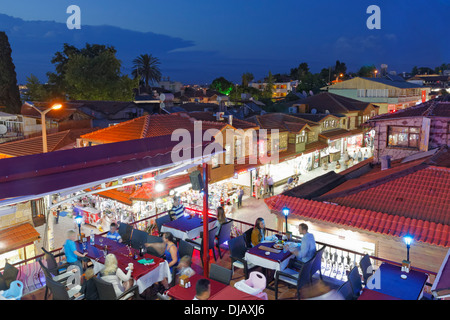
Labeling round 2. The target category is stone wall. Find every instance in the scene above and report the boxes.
[0,202,33,230]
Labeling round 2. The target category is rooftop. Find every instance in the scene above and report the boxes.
[294,92,377,114]
[0,128,96,157]
[368,97,450,121]
[81,113,230,144]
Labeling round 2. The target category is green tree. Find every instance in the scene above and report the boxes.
[210,77,234,95]
[290,62,309,81]
[411,66,419,76]
[132,54,162,93]
[24,74,51,102]
[0,32,22,114]
[64,50,137,101]
[357,65,377,77]
[334,60,347,79]
[262,71,275,99]
[434,63,450,74]
[241,72,254,87]
[47,43,118,99]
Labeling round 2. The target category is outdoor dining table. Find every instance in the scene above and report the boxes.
[77,236,172,294]
[365,262,428,300]
[244,242,293,271]
[357,288,402,300]
[160,215,217,240]
[166,274,227,300]
[209,285,263,300]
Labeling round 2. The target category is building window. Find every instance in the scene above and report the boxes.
[296,131,307,144]
[225,144,232,165]
[387,126,420,149]
[212,153,220,168]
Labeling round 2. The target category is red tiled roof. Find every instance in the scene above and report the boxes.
[81,113,229,144]
[0,223,40,254]
[246,113,318,132]
[369,99,450,121]
[0,129,95,157]
[319,128,362,141]
[325,166,450,225]
[265,195,450,247]
[21,102,93,121]
[186,111,259,130]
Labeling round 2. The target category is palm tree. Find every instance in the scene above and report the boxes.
[132,54,162,92]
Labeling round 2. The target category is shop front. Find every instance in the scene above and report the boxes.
[346,133,363,156]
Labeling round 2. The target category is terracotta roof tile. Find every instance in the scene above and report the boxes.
[81,113,228,144]
[265,195,450,247]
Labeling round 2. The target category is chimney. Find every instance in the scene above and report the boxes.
[380,155,392,170]
[228,115,233,126]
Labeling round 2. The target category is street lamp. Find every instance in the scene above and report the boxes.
[74,214,83,240]
[26,102,63,153]
[403,233,413,262]
[282,206,290,234]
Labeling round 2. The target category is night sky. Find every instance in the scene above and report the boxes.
[0,0,448,84]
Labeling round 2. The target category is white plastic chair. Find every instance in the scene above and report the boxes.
[0,280,24,300]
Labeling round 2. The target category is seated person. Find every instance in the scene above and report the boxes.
[251,218,266,247]
[106,222,122,243]
[145,232,180,289]
[215,206,229,237]
[64,230,89,272]
[76,267,99,300]
[285,223,316,263]
[169,196,185,220]
[193,279,211,300]
[175,256,196,284]
[100,254,135,298]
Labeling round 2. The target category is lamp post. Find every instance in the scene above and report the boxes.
[75,214,83,241]
[26,102,62,153]
[282,206,290,234]
[403,234,413,262]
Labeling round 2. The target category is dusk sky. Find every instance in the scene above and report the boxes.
[0,0,449,84]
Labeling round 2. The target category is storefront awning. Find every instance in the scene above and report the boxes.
[97,189,133,206]
[0,134,223,206]
[0,223,40,255]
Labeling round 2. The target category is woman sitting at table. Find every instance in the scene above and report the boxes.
[144,232,180,271]
[214,206,228,237]
[101,254,135,299]
[251,217,266,247]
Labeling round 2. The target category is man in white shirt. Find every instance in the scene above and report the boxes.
[287,223,316,263]
[267,176,274,196]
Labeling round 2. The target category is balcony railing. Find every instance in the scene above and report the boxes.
[2,208,437,297]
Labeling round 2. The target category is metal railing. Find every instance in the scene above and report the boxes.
[3,207,438,298]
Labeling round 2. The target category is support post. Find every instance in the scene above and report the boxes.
[202,162,210,277]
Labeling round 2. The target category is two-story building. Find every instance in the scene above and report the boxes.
[250,80,299,99]
[323,75,431,114]
[366,96,450,163]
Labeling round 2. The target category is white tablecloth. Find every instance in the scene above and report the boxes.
[160,220,217,240]
[91,259,172,294]
[244,251,293,271]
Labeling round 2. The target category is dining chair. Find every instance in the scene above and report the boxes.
[310,245,326,281]
[186,227,218,266]
[359,254,374,285]
[38,259,72,300]
[347,266,363,299]
[41,247,69,277]
[228,235,254,279]
[155,214,172,235]
[243,228,254,249]
[93,277,139,300]
[45,276,84,300]
[274,253,315,300]
[130,229,149,250]
[336,280,354,300]
[118,223,133,245]
[215,220,233,259]
[209,263,232,285]
[0,262,19,290]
